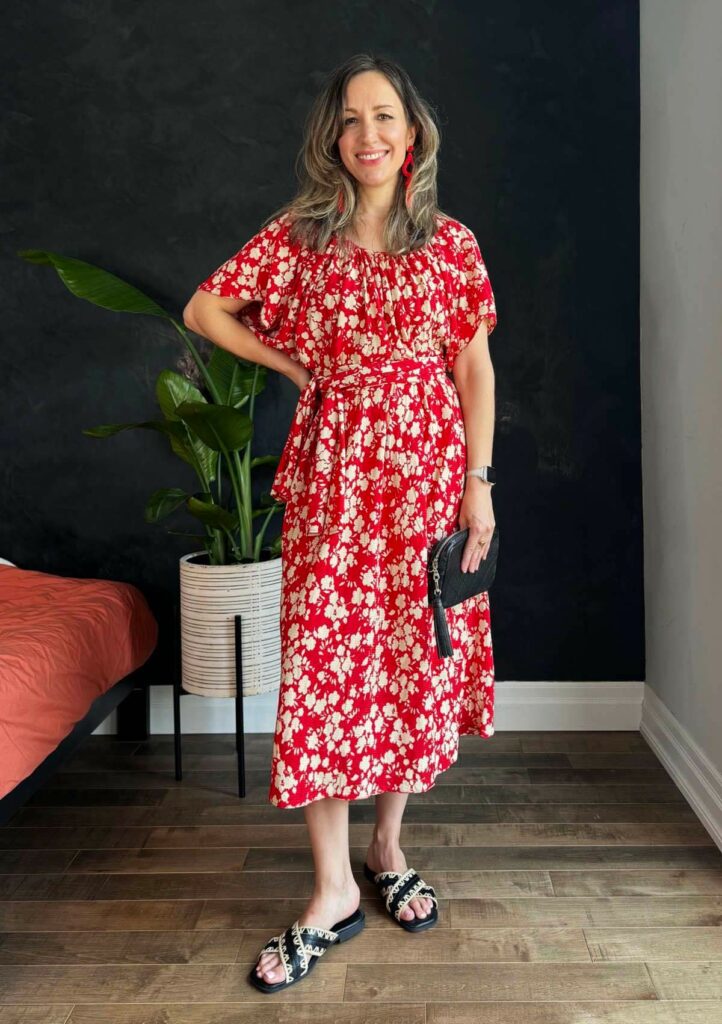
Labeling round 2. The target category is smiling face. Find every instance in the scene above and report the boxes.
[337,70,416,191]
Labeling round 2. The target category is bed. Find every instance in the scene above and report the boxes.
[0,560,158,822]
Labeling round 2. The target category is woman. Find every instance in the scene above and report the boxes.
[184,53,498,994]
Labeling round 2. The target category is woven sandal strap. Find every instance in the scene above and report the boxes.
[283,923,307,984]
[378,868,417,916]
[374,868,405,883]
[261,921,339,985]
[384,870,438,921]
[257,929,295,986]
[298,923,339,945]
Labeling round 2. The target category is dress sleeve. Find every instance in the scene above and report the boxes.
[444,225,498,373]
[195,214,300,360]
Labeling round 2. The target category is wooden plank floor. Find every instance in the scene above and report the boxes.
[1,730,721,1023]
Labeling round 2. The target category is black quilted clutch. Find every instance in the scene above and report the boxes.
[427,525,500,658]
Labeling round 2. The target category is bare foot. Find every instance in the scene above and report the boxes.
[254,879,361,986]
[365,839,435,922]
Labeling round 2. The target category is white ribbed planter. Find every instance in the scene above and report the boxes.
[179,551,282,698]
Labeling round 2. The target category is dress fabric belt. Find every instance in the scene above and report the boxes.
[271,356,450,536]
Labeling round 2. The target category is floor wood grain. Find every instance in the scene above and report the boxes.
[1,729,721,1021]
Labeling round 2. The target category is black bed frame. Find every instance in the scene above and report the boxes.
[0,599,252,826]
[0,661,152,826]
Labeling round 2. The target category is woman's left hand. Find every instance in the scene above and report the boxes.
[458,478,495,573]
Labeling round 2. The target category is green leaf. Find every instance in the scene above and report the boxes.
[145,488,189,523]
[207,347,266,406]
[175,401,253,453]
[20,250,169,318]
[156,370,218,482]
[156,370,207,418]
[250,455,280,469]
[252,506,282,518]
[186,496,237,530]
[83,419,186,440]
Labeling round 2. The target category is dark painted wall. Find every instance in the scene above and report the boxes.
[2,1,642,683]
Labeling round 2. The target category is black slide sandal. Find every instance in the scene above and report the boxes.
[249,906,365,993]
[363,861,439,932]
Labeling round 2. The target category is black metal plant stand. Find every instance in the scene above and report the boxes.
[172,599,247,798]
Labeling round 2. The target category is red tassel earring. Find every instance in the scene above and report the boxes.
[401,143,415,207]
[337,188,345,214]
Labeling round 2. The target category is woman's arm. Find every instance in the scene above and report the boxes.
[183,291,307,388]
[452,320,495,468]
[451,321,496,572]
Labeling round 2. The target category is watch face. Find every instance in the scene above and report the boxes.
[486,466,497,484]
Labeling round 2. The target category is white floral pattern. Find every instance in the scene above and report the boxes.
[197,211,498,808]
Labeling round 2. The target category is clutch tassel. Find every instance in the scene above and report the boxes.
[432,595,454,658]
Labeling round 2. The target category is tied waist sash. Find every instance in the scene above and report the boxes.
[271,356,450,536]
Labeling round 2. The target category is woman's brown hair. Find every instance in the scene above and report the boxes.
[266,52,451,256]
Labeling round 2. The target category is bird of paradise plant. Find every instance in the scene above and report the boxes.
[21,249,284,566]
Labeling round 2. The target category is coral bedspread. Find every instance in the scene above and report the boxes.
[0,564,158,798]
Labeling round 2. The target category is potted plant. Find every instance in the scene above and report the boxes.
[21,248,284,699]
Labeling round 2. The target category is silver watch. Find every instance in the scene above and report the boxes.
[466,465,496,485]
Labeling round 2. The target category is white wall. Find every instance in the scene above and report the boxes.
[640,0,722,770]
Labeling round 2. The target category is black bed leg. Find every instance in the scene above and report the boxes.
[234,614,246,798]
[116,677,149,740]
[173,599,182,781]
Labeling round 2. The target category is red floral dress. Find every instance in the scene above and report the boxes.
[197,211,498,808]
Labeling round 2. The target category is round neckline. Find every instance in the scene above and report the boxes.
[333,219,445,261]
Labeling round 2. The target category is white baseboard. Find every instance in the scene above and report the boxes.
[149,685,281,734]
[490,679,645,731]
[640,683,722,852]
[93,679,646,736]
[92,712,117,735]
